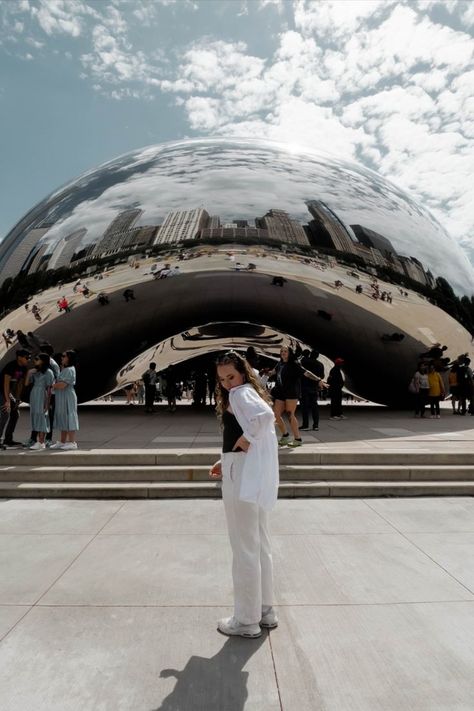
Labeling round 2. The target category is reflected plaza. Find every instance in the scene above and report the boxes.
[0,138,473,405]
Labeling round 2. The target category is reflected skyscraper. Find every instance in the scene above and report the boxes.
[94,209,143,255]
[27,241,50,274]
[350,224,396,256]
[49,229,87,269]
[0,228,50,282]
[156,208,210,245]
[306,200,357,254]
[261,209,309,247]
[0,139,472,406]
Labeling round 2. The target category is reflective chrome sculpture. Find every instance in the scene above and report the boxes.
[0,139,472,404]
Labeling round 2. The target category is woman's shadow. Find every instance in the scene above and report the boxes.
[151,633,268,711]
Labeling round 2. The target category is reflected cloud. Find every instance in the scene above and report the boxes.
[0,138,472,294]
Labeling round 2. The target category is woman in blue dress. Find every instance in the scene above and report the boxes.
[27,353,54,451]
[50,350,79,450]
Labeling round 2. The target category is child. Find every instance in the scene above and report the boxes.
[210,351,279,638]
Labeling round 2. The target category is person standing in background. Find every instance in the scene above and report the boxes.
[27,353,54,451]
[50,350,79,450]
[328,358,346,420]
[427,363,445,419]
[0,349,30,448]
[300,349,325,431]
[142,362,157,413]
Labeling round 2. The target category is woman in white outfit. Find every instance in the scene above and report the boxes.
[210,351,279,638]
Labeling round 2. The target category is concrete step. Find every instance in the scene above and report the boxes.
[1,464,474,483]
[0,480,472,499]
[1,449,473,466]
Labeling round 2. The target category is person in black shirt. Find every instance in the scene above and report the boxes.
[0,349,30,448]
[327,358,345,419]
[271,346,321,447]
[300,350,325,431]
[142,362,157,413]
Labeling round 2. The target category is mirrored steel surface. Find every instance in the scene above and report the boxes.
[0,139,472,405]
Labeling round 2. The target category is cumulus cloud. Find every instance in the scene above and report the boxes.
[0,0,472,265]
[157,3,474,256]
[31,0,83,37]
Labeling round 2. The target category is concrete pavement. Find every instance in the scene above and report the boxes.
[0,495,473,710]
[0,404,473,709]
[8,400,474,452]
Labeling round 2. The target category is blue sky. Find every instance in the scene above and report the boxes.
[1,0,473,268]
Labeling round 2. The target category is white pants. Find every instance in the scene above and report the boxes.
[221,452,274,625]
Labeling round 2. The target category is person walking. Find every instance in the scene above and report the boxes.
[50,350,79,449]
[27,353,54,450]
[209,351,279,638]
[142,362,157,413]
[327,358,345,420]
[427,363,445,419]
[300,349,325,431]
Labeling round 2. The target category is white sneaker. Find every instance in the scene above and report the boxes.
[260,606,278,629]
[60,442,78,450]
[29,442,45,450]
[217,616,262,638]
[49,441,64,449]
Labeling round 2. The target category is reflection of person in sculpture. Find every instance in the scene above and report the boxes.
[209,351,279,638]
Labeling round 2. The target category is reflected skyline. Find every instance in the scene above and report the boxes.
[0,139,472,295]
[1,201,440,293]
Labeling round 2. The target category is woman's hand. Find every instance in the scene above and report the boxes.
[233,435,250,452]
[209,460,222,479]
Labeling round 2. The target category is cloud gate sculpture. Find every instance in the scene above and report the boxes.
[0,138,472,405]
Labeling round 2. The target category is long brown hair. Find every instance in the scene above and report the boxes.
[215,350,272,419]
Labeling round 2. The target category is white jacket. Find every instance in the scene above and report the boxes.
[228,384,279,511]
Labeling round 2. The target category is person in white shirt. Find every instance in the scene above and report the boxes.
[210,351,279,638]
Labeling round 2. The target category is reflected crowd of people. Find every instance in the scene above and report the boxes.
[2,325,473,453]
[410,344,473,419]
[127,345,356,447]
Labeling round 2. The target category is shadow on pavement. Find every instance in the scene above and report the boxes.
[151,633,268,711]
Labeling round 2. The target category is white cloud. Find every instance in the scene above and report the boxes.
[1,0,472,268]
[31,0,83,37]
[294,0,392,39]
[157,3,474,258]
[184,96,221,130]
[80,23,163,97]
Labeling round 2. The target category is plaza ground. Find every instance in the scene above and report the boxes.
[0,404,473,709]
